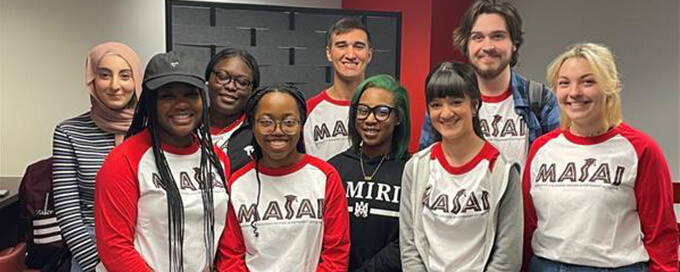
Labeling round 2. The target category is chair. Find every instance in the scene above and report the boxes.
[0,242,27,272]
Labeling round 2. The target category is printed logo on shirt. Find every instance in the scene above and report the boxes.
[151,168,225,191]
[313,120,348,142]
[535,158,625,187]
[480,114,526,139]
[422,185,490,217]
[345,180,400,203]
[354,201,369,218]
[237,195,325,223]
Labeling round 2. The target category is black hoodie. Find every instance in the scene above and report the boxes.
[328,148,407,272]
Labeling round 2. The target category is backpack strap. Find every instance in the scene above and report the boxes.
[526,80,547,121]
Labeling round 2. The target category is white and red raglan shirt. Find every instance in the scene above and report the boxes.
[523,123,679,271]
[304,90,352,161]
[216,154,350,272]
[422,142,500,271]
[479,87,529,170]
[94,129,230,272]
[211,115,245,152]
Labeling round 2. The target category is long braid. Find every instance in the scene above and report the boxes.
[194,89,228,271]
[146,91,186,272]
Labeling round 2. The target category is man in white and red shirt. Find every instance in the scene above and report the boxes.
[217,155,349,271]
[304,18,373,160]
[524,123,679,271]
[479,87,529,169]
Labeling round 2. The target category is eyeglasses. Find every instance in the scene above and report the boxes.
[212,70,252,90]
[356,104,395,122]
[256,117,301,135]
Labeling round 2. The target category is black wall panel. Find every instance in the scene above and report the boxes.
[167,1,401,99]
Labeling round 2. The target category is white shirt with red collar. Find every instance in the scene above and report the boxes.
[422,142,500,271]
[95,129,230,272]
[523,123,678,270]
[304,90,351,160]
[479,87,529,171]
[211,115,245,152]
[216,154,350,272]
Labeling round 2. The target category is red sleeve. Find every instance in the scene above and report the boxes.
[94,148,151,272]
[633,138,679,271]
[317,168,350,271]
[520,132,555,271]
[521,150,538,271]
[215,203,248,272]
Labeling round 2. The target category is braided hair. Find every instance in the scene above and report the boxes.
[127,84,226,272]
[240,83,308,237]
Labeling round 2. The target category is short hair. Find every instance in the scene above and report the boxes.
[348,74,411,160]
[546,42,623,130]
[425,62,484,141]
[453,0,524,67]
[204,48,260,91]
[244,84,308,161]
[326,17,372,48]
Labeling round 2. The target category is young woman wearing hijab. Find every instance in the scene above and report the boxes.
[523,43,678,271]
[328,74,410,271]
[400,62,523,271]
[216,84,350,271]
[94,51,230,272]
[205,48,260,151]
[52,41,142,272]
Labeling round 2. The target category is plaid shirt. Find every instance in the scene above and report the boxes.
[419,70,561,150]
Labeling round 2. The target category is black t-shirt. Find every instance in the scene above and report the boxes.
[328,149,407,272]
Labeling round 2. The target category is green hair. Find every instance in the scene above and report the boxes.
[348,74,411,160]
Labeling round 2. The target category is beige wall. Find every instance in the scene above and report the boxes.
[0,0,340,176]
[513,0,680,180]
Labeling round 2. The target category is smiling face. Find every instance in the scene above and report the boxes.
[428,95,477,142]
[156,83,203,147]
[556,57,608,133]
[326,28,372,81]
[355,87,397,156]
[253,92,303,168]
[466,13,513,79]
[208,56,254,120]
[94,54,136,110]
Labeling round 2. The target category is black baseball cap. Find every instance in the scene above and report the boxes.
[143,51,206,91]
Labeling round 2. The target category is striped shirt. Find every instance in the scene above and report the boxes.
[52,112,114,271]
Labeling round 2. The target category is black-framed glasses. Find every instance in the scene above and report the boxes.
[212,70,252,90]
[256,117,301,135]
[356,104,395,121]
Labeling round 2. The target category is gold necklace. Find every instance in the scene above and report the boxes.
[360,153,386,181]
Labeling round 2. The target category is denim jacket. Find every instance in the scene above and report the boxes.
[419,70,561,150]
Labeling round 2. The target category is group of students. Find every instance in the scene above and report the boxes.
[50,0,678,271]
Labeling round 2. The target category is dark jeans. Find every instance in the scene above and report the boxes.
[529,256,648,272]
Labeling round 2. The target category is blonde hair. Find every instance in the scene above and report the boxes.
[546,42,623,130]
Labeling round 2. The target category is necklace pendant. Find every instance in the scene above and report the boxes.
[364,176,372,181]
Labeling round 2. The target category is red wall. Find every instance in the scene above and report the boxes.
[430,0,472,68]
[343,0,471,152]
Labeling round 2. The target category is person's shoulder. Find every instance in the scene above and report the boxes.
[615,122,660,155]
[535,128,563,144]
[405,143,436,170]
[305,154,340,175]
[56,112,95,130]
[306,89,330,112]
[327,148,354,166]
[229,161,256,186]
[103,130,152,168]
